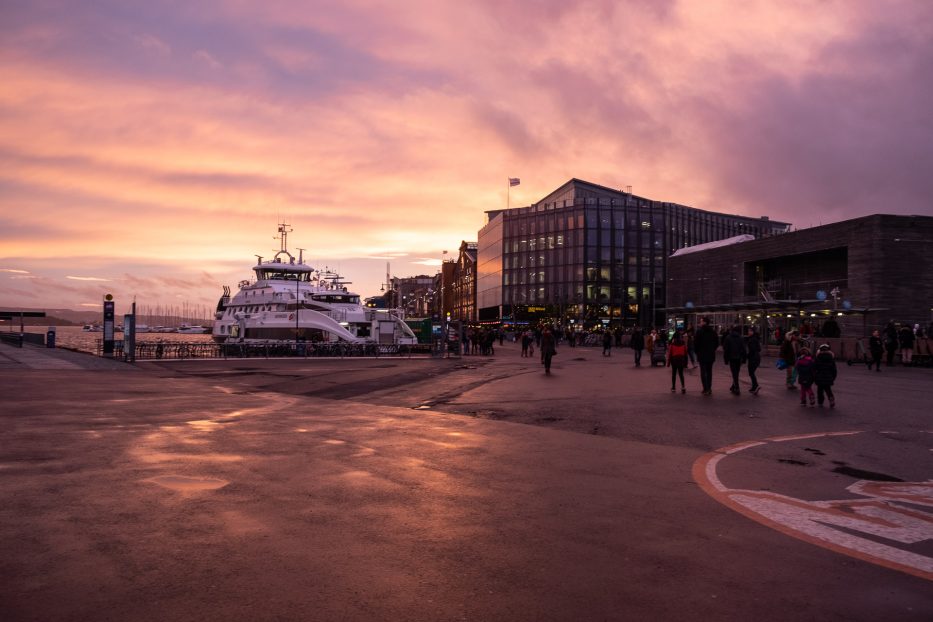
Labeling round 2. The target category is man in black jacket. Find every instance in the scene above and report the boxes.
[630,327,645,367]
[723,325,748,396]
[694,317,719,395]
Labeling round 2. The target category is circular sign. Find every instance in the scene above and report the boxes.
[104,294,113,301]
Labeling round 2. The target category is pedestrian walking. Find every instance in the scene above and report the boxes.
[867,329,883,371]
[521,330,532,357]
[745,327,762,394]
[884,321,898,366]
[813,343,837,408]
[667,330,688,393]
[630,327,645,367]
[685,324,697,368]
[602,330,612,357]
[540,326,557,375]
[722,325,747,396]
[779,331,798,389]
[899,324,915,366]
[796,347,816,406]
[694,317,719,395]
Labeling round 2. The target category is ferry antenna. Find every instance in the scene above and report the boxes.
[274,222,293,253]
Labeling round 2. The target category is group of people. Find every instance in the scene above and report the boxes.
[656,318,839,406]
[777,330,838,407]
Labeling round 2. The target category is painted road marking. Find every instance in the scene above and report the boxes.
[693,431,933,581]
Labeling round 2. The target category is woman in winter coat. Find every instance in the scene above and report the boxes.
[813,343,838,408]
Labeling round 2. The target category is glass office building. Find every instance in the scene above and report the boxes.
[477,179,790,328]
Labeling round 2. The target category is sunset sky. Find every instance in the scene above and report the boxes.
[2,1,932,315]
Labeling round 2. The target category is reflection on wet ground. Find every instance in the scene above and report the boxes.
[143,475,229,491]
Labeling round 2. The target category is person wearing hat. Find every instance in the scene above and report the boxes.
[813,343,838,408]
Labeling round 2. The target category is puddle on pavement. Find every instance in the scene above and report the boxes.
[133,450,243,463]
[341,470,372,479]
[413,405,432,410]
[187,420,221,432]
[323,439,346,445]
[832,466,904,482]
[144,475,229,491]
[353,448,376,457]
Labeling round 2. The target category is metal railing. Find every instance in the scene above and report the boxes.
[98,340,431,360]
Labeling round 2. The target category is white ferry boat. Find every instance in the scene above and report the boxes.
[212,224,417,345]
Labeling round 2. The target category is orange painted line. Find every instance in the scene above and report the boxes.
[692,437,933,583]
[764,430,863,442]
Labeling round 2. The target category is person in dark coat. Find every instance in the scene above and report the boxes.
[884,321,899,366]
[540,326,557,375]
[693,317,719,395]
[899,325,915,366]
[744,327,762,394]
[630,327,645,367]
[722,325,747,396]
[779,332,798,389]
[813,343,837,408]
[867,329,883,372]
[602,330,612,357]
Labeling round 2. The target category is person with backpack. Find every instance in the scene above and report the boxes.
[667,330,688,394]
[779,331,799,389]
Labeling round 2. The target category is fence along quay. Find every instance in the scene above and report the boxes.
[97,339,429,360]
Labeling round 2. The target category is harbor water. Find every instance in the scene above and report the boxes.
[9,326,212,354]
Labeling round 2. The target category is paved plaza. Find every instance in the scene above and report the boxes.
[1,340,931,620]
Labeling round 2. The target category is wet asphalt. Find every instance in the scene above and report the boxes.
[0,340,930,621]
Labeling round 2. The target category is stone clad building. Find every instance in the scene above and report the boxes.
[665,214,933,336]
[477,178,789,327]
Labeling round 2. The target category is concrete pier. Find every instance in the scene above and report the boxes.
[1,340,930,620]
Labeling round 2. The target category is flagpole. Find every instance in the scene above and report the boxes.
[507,179,510,210]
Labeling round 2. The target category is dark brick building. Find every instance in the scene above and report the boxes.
[666,214,933,336]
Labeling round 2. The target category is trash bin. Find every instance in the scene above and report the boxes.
[46,327,56,348]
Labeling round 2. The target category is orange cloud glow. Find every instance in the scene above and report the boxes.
[2,1,931,312]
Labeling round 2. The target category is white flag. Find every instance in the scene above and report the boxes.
[509,177,520,187]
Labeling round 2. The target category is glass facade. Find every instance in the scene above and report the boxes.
[478,180,790,327]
